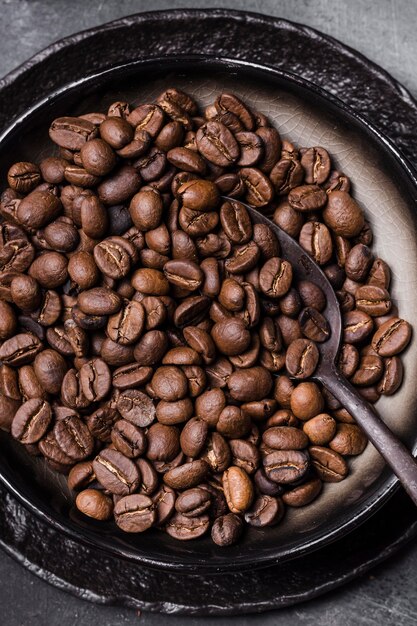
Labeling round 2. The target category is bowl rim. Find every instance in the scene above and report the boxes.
[0,53,416,572]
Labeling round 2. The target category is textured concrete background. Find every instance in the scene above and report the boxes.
[1,1,417,625]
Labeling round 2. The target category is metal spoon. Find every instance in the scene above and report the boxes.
[225,197,417,505]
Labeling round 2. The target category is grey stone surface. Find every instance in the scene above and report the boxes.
[0,1,417,624]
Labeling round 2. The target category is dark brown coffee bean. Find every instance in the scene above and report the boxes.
[163,459,209,490]
[371,318,411,356]
[298,307,330,342]
[210,318,250,357]
[175,488,211,517]
[107,300,145,345]
[195,388,226,427]
[0,333,43,366]
[116,389,156,427]
[114,494,155,532]
[244,495,284,527]
[299,221,333,265]
[133,330,168,366]
[196,121,239,167]
[11,398,52,443]
[286,338,319,378]
[112,363,153,390]
[151,366,188,402]
[78,287,122,316]
[156,398,193,425]
[33,349,67,394]
[217,405,251,439]
[178,417,207,457]
[211,513,243,546]
[282,477,322,507]
[329,424,368,456]
[80,138,116,177]
[86,404,119,442]
[288,184,327,211]
[228,366,272,402]
[111,419,146,458]
[367,258,391,289]
[259,257,292,298]
[146,423,180,462]
[38,430,74,465]
[93,448,140,495]
[179,206,219,238]
[262,426,308,450]
[309,445,348,482]
[323,191,364,237]
[377,356,403,396]
[343,310,374,344]
[97,165,141,206]
[54,414,94,461]
[165,511,210,540]
[67,461,95,491]
[8,161,41,193]
[290,382,324,420]
[263,449,309,484]
[76,489,113,521]
[0,300,17,339]
[355,285,391,317]
[49,117,98,150]
[239,167,274,207]
[302,414,337,445]
[300,147,331,184]
[270,156,304,195]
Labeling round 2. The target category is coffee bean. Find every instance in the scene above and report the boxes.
[76,489,113,521]
[49,117,98,150]
[286,338,319,378]
[377,356,403,395]
[288,184,327,211]
[211,513,243,546]
[371,318,411,356]
[300,147,331,184]
[116,389,156,427]
[263,449,309,484]
[244,495,284,527]
[114,494,155,532]
[259,257,292,298]
[93,448,140,495]
[309,446,348,482]
[223,465,254,513]
[8,162,41,193]
[303,414,337,445]
[0,300,17,339]
[298,307,330,342]
[156,398,193,425]
[68,461,95,491]
[290,382,324,420]
[11,398,52,443]
[33,349,67,394]
[79,358,111,401]
[323,191,364,237]
[343,310,374,344]
[165,511,210,540]
[54,414,94,461]
[107,300,145,345]
[282,477,322,507]
[0,332,43,366]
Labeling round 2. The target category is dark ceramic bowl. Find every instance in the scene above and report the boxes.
[0,55,416,573]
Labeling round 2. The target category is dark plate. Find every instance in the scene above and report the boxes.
[0,9,417,613]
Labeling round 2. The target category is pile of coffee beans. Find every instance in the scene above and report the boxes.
[0,88,411,546]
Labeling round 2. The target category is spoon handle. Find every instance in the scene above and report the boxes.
[321,366,417,506]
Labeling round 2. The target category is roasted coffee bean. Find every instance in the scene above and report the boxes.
[343,310,374,344]
[111,419,147,458]
[8,161,41,193]
[351,354,383,386]
[11,398,52,443]
[286,338,319,378]
[116,389,156,427]
[79,358,111,401]
[300,147,331,184]
[309,446,348,482]
[78,287,122,316]
[299,221,333,265]
[179,417,208,457]
[259,257,292,298]
[54,414,94,461]
[76,489,114,521]
[263,449,309,484]
[196,121,239,167]
[165,511,210,540]
[86,405,119,442]
[223,466,254,513]
[303,414,337,445]
[290,382,324,420]
[195,388,226,427]
[112,363,153,390]
[163,459,209,490]
[228,366,272,402]
[262,426,308,450]
[371,318,411,356]
[323,191,365,237]
[0,300,17,339]
[68,461,95,491]
[211,513,243,546]
[217,405,251,439]
[288,184,327,211]
[220,200,252,244]
[93,448,140,495]
[244,495,284,527]
[49,117,98,150]
[175,487,211,517]
[33,349,67,394]
[239,167,274,207]
[146,423,180,462]
[0,333,43,366]
[156,397,193,425]
[114,494,155,532]
[377,356,403,395]
[298,307,330,342]
[282,477,322,507]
